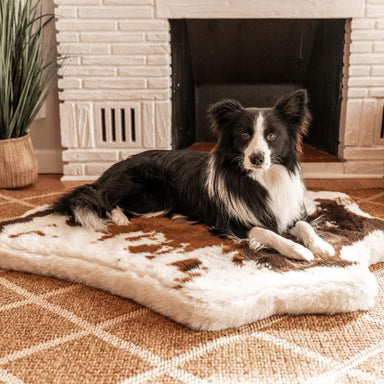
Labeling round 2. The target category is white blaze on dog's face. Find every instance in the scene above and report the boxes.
[243,111,271,172]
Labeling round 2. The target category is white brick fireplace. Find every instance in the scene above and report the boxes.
[55,0,384,179]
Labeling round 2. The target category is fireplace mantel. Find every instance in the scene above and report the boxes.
[156,0,364,19]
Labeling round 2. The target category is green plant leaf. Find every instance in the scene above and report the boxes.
[0,0,58,140]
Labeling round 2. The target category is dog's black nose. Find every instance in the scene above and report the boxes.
[249,153,264,166]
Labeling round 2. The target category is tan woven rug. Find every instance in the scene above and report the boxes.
[0,186,384,383]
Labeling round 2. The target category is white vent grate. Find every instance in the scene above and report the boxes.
[94,103,141,147]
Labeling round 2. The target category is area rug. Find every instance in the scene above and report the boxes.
[0,191,383,331]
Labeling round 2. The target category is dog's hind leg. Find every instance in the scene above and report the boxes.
[289,221,335,257]
[248,227,314,261]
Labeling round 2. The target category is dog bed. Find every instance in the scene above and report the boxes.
[0,191,383,331]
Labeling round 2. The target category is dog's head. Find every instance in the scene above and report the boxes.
[208,89,311,173]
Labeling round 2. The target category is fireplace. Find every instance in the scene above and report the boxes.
[170,19,346,155]
[54,0,384,179]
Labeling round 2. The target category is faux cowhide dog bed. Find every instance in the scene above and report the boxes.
[0,191,383,330]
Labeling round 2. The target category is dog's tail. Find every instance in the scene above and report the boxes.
[51,184,109,230]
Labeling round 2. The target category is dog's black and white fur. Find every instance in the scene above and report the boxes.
[52,89,335,261]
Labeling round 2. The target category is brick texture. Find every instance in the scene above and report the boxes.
[55,0,171,177]
[344,0,384,175]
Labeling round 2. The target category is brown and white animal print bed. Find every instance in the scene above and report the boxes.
[0,191,383,330]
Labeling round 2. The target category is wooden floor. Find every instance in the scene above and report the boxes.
[300,144,341,163]
[18,174,384,193]
[304,178,384,190]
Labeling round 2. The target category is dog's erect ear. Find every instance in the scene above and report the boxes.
[273,89,312,153]
[208,99,244,133]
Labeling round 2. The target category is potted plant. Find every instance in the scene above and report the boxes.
[0,0,57,188]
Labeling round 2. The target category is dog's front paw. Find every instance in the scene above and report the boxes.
[290,244,315,262]
[249,239,264,251]
[111,209,130,226]
[309,238,335,257]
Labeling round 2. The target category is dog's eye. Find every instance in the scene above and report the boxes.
[241,133,250,140]
[266,132,277,141]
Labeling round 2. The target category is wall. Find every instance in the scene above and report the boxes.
[30,0,62,174]
[55,0,171,180]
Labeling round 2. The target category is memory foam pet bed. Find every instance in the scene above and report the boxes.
[0,191,383,331]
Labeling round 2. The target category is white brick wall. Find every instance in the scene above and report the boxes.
[55,0,384,178]
[55,0,171,178]
[340,0,384,175]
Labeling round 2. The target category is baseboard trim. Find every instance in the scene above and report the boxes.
[61,175,97,182]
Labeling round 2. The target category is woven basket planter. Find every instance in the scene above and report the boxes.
[0,134,38,189]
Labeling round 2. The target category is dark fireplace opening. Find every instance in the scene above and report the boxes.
[170,19,346,157]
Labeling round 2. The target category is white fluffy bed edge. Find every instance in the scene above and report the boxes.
[0,246,379,330]
[0,191,383,331]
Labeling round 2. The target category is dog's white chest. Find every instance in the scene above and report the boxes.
[257,165,305,233]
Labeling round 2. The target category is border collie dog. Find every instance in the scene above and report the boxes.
[52,89,335,261]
